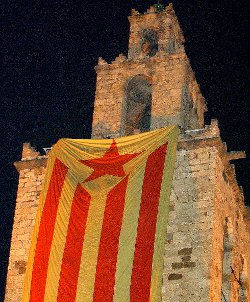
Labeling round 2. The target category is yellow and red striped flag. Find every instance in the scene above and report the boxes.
[23,126,179,302]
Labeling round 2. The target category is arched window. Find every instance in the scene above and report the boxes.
[140,29,158,57]
[221,218,233,301]
[123,75,152,135]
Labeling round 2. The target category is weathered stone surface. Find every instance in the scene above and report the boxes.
[172,262,184,269]
[162,132,250,302]
[92,6,206,139]
[168,273,183,280]
[4,159,46,302]
[14,261,26,275]
[178,248,193,256]
[5,4,250,302]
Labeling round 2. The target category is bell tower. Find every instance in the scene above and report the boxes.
[5,4,250,302]
[91,3,207,138]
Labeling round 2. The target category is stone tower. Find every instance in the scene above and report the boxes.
[5,4,250,302]
[92,4,206,138]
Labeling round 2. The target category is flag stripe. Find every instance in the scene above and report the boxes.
[44,172,79,301]
[150,136,178,302]
[57,184,91,302]
[113,163,146,302]
[22,156,57,302]
[29,159,68,302]
[22,127,179,302]
[130,144,168,302]
[93,176,129,302]
[75,193,108,302]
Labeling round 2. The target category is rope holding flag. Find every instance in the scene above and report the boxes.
[23,126,179,302]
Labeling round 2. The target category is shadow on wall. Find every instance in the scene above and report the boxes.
[122,75,152,136]
[163,147,216,300]
[221,217,233,301]
[181,85,199,131]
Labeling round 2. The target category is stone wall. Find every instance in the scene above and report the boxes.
[4,145,47,302]
[209,151,250,301]
[162,123,250,302]
[4,5,249,301]
[128,4,185,60]
[5,124,250,302]
[92,5,206,139]
[163,143,216,301]
[92,53,206,138]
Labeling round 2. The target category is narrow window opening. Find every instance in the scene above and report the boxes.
[140,29,158,57]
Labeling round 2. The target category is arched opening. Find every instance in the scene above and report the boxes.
[221,217,233,301]
[140,29,158,57]
[123,75,152,135]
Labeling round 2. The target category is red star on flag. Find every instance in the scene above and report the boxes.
[80,140,140,183]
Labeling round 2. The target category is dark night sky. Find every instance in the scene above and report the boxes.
[0,0,249,299]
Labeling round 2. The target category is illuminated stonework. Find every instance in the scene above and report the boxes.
[5,4,249,302]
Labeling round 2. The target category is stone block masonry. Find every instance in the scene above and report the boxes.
[4,144,47,302]
[4,4,250,301]
[5,123,250,301]
[162,124,250,302]
[91,5,206,139]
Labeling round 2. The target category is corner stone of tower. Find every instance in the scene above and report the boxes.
[21,142,40,160]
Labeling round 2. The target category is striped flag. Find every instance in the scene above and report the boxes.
[23,126,179,302]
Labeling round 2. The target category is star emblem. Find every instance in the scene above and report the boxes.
[80,140,140,183]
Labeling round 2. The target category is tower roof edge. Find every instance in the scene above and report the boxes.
[129,2,175,18]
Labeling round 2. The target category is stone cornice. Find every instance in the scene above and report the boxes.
[94,52,187,73]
